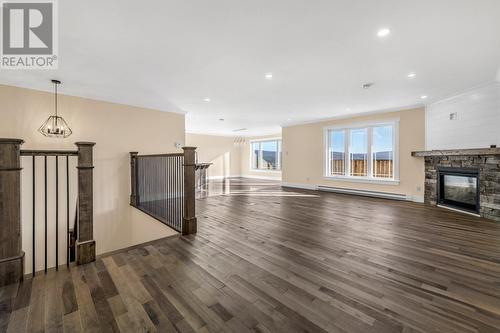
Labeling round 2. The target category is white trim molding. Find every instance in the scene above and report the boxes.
[281,105,421,128]
[242,174,282,181]
[208,175,241,180]
[323,118,400,183]
[281,182,318,191]
[322,175,399,185]
[318,185,408,201]
[281,181,423,203]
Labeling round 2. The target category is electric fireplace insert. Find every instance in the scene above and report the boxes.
[437,167,480,214]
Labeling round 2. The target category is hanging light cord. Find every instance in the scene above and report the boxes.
[54,81,58,126]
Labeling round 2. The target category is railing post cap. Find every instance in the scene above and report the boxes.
[0,138,24,144]
[182,146,197,150]
[75,142,96,147]
[130,151,139,156]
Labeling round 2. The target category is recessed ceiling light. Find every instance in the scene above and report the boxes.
[362,82,374,89]
[219,118,224,121]
[203,98,211,103]
[421,95,428,99]
[286,118,292,121]
[265,73,273,80]
[407,72,416,79]
[377,28,391,37]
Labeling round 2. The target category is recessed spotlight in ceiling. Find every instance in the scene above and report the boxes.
[286,118,292,121]
[265,73,273,80]
[407,72,416,79]
[377,28,391,37]
[421,95,428,99]
[203,98,211,103]
[362,82,374,89]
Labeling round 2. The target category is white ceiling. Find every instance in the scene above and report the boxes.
[1,0,500,136]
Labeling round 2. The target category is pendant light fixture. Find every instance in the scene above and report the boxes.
[38,79,72,138]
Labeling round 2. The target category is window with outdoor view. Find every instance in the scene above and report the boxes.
[326,122,397,180]
[251,139,282,171]
[329,130,345,175]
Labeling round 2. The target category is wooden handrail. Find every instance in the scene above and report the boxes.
[21,149,78,156]
[136,153,184,158]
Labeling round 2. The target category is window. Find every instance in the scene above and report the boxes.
[325,121,398,181]
[372,125,394,178]
[349,128,368,177]
[251,139,282,171]
[329,130,345,175]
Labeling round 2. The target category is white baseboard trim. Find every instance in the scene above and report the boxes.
[281,181,422,202]
[408,195,425,203]
[318,185,408,201]
[208,175,240,180]
[241,175,282,181]
[281,182,318,191]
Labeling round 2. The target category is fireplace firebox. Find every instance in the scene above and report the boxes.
[437,167,480,214]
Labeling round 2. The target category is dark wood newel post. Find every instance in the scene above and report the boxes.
[75,142,96,265]
[0,139,24,286]
[182,147,197,235]
[129,152,138,206]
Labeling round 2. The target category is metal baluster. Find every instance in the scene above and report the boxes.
[163,156,167,223]
[175,156,182,230]
[55,156,59,270]
[182,156,184,230]
[178,156,181,230]
[44,156,47,274]
[173,156,176,229]
[66,156,69,267]
[32,156,36,276]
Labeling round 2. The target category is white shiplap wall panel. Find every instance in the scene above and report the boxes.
[426,82,500,150]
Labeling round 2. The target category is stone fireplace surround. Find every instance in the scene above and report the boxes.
[412,148,500,222]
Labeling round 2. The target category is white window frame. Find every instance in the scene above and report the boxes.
[323,119,400,185]
[250,138,282,172]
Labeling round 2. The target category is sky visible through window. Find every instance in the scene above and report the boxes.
[373,125,393,153]
[350,128,367,154]
[253,140,281,170]
[331,126,393,153]
[331,130,344,152]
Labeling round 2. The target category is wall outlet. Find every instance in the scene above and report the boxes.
[449,112,458,120]
[174,142,182,149]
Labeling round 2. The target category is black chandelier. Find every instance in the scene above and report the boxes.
[38,79,72,138]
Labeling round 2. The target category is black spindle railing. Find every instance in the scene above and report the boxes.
[132,153,185,231]
[20,150,78,276]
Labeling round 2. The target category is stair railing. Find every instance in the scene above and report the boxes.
[0,139,95,287]
[130,147,197,235]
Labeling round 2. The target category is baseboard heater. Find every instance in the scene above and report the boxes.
[317,185,408,201]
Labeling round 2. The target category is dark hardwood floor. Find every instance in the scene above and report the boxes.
[2,178,500,332]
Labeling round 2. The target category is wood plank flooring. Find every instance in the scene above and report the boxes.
[2,178,500,332]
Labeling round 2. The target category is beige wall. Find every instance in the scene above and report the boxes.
[185,133,242,178]
[241,134,282,180]
[186,133,282,180]
[282,108,425,199]
[0,84,182,272]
